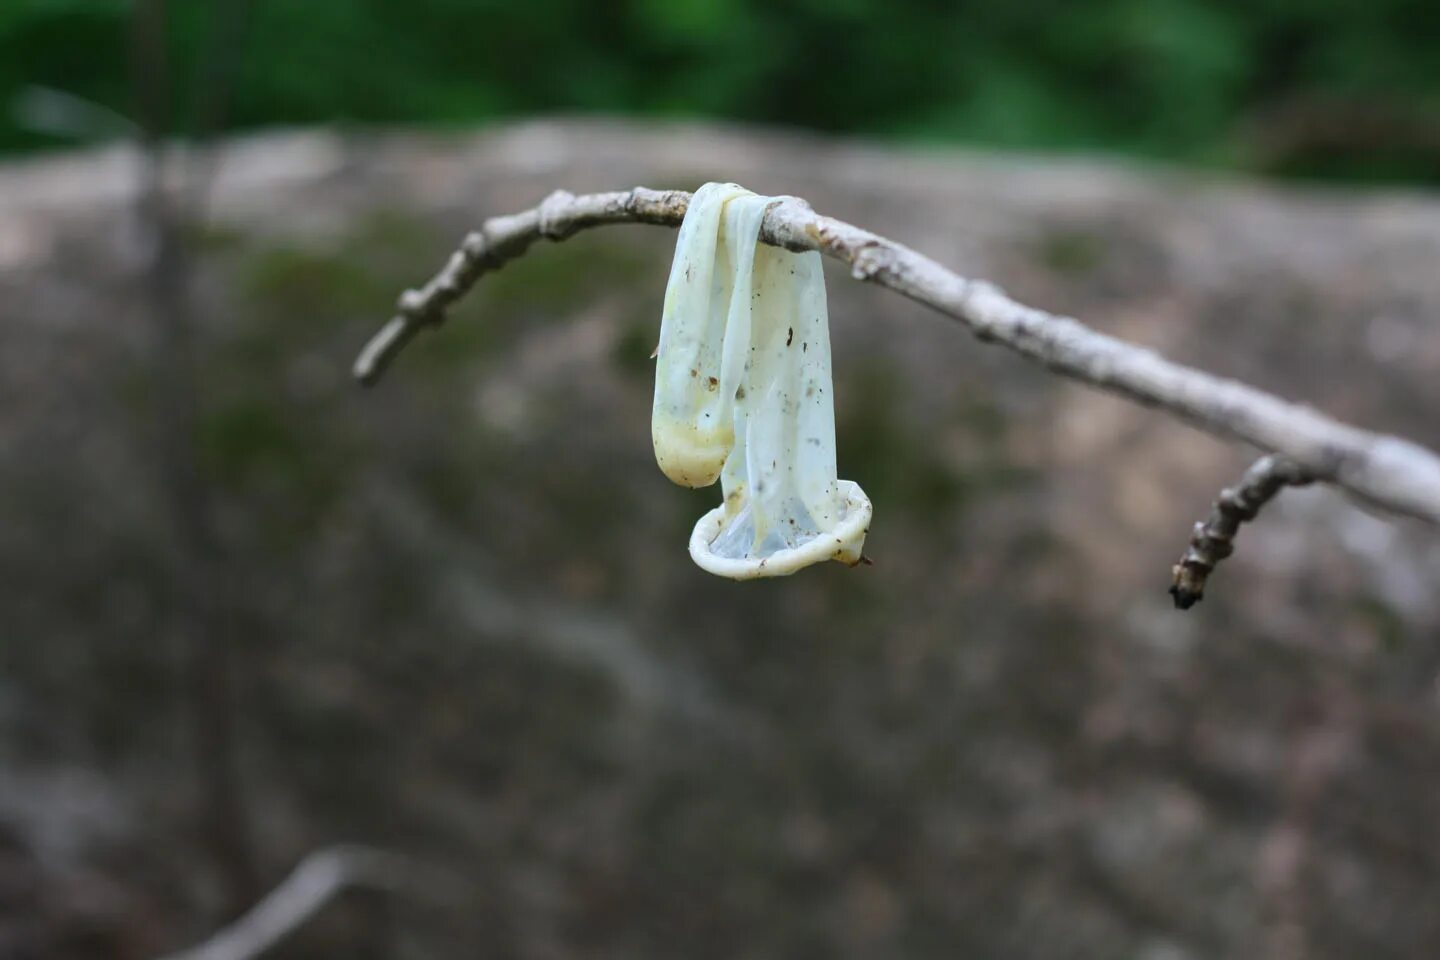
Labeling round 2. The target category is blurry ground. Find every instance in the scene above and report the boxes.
[2,120,1440,960]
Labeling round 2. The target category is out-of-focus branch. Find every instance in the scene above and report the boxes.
[354,188,1440,538]
[131,0,258,911]
[1170,455,1314,609]
[156,845,465,960]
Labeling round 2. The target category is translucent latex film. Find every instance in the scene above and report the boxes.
[653,183,872,579]
[651,182,751,487]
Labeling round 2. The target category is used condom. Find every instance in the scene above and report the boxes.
[652,182,872,578]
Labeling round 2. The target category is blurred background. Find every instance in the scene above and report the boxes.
[3,2,1440,958]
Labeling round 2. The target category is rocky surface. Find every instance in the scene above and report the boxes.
[2,120,1439,959]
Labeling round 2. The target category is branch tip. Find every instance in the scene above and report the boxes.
[1170,455,1314,610]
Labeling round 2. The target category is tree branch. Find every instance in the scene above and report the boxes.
[354,187,1440,535]
[1170,456,1314,609]
[155,845,465,960]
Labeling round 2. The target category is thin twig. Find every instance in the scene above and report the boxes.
[354,187,1440,529]
[1171,455,1314,609]
[155,845,466,960]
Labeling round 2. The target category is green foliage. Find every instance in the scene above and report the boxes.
[4,0,1440,180]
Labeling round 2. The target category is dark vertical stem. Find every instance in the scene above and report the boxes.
[187,0,251,218]
[131,0,259,915]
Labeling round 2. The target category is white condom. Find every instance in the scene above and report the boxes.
[653,184,872,579]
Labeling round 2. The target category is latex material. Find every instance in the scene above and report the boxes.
[652,183,871,578]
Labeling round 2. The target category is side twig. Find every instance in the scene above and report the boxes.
[353,187,1440,576]
[155,845,467,960]
[1171,456,1314,609]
